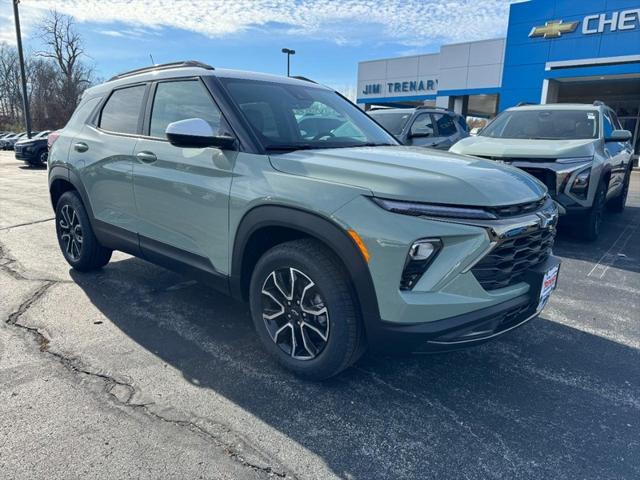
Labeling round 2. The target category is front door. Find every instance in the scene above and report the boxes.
[132,78,235,275]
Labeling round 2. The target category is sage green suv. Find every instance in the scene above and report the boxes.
[48,61,560,379]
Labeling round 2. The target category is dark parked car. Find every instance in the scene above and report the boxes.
[15,131,51,165]
[368,106,469,150]
[1,132,22,150]
[1,132,31,150]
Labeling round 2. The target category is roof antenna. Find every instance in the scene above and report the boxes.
[149,54,155,65]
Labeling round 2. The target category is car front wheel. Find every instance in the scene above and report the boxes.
[580,179,607,241]
[607,167,631,213]
[249,239,365,380]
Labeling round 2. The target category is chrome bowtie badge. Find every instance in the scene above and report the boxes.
[529,20,578,38]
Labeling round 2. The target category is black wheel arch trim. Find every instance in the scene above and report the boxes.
[231,205,382,333]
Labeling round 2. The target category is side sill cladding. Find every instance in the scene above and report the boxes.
[230,205,382,329]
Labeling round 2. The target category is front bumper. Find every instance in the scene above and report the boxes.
[367,255,561,353]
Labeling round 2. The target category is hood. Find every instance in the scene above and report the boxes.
[450,136,597,159]
[269,146,546,207]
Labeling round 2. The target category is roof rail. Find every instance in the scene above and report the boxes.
[108,61,214,82]
[291,75,317,84]
[592,100,606,106]
[516,101,537,107]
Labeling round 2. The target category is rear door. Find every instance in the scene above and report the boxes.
[71,84,147,238]
[132,78,235,275]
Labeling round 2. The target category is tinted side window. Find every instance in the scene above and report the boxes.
[66,96,101,130]
[99,85,146,134]
[150,80,221,138]
[410,113,434,137]
[433,113,458,136]
[603,111,614,138]
[609,110,623,130]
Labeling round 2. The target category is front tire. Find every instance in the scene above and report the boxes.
[55,191,112,271]
[249,239,365,380]
[607,167,631,213]
[580,179,607,241]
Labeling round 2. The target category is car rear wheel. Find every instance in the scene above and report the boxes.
[55,191,112,271]
[249,239,365,380]
[580,179,607,241]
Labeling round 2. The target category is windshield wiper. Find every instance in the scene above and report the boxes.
[264,144,314,152]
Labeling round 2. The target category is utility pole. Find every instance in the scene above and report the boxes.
[281,48,296,77]
[12,0,32,138]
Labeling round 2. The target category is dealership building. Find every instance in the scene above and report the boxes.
[356,0,640,154]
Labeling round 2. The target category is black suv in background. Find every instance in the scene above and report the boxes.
[368,106,469,150]
[14,131,51,166]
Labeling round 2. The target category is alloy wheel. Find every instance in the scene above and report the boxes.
[261,267,330,360]
[59,204,83,261]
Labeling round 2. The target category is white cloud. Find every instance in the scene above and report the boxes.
[1,0,516,47]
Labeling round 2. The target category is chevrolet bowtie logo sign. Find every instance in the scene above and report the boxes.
[529,20,579,38]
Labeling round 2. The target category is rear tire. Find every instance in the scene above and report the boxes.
[55,191,112,271]
[249,239,365,380]
[580,179,607,241]
[607,167,631,213]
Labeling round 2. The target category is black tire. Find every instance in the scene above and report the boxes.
[249,239,365,380]
[37,149,48,165]
[580,179,607,241]
[607,167,631,213]
[55,191,112,271]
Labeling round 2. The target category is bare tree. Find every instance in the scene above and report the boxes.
[0,11,95,131]
[36,11,94,122]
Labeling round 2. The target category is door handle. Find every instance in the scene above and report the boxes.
[73,142,88,153]
[136,151,157,163]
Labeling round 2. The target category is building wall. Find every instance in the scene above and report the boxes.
[438,38,505,97]
[356,38,505,105]
[500,0,640,110]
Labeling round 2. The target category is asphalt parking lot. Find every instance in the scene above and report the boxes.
[1,151,639,480]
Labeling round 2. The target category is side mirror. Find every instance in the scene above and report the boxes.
[605,129,632,143]
[165,118,236,149]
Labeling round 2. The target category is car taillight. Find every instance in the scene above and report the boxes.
[47,131,60,149]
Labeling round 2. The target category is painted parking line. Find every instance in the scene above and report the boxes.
[587,222,639,279]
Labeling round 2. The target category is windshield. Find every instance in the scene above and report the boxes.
[368,111,412,135]
[481,109,599,140]
[219,78,397,150]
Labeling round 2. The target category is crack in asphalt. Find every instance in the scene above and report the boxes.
[0,217,55,231]
[1,240,293,479]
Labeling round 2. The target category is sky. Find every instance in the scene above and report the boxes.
[0,0,516,93]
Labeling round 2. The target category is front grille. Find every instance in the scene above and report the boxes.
[519,168,556,195]
[488,197,547,218]
[472,227,555,291]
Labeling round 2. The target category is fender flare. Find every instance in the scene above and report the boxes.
[230,205,381,328]
[48,165,95,219]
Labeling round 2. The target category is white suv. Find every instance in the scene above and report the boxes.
[451,102,634,240]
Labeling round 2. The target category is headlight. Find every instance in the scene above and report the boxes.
[556,156,593,164]
[570,168,591,199]
[400,239,441,290]
[371,197,498,220]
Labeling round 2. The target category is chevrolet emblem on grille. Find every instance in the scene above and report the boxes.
[529,20,578,38]
[536,209,557,229]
